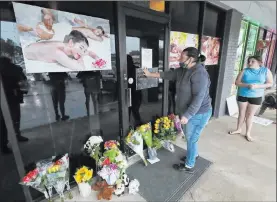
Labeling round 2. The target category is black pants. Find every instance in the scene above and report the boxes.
[168,91,176,114]
[0,102,21,149]
[51,84,66,117]
[85,91,99,116]
[129,92,142,125]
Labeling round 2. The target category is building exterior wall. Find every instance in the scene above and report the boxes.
[213,9,243,117]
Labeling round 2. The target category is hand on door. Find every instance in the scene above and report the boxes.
[143,68,151,77]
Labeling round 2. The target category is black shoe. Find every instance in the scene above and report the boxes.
[180,155,199,162]
[61,115,70,121]
[17,135,29,142]
[1,146,12,154]
[173,163,195,173]
[56,115,61,121]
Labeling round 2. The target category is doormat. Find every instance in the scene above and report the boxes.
[126,146,212,202]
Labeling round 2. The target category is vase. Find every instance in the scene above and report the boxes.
[148,148,157,160]
[78,182,91,198]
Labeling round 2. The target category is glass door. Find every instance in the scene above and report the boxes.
[115,3,170,155]
[126,16,165,127]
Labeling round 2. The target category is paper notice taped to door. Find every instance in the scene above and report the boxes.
[141,48,152,69]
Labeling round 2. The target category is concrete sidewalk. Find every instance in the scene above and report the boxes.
[178,113,276,201]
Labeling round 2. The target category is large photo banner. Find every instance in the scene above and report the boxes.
[169,31,199,69]
[201,36,220,65]
[13,2,112,73]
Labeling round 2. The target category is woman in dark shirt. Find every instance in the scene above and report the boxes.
[143,47,212,173]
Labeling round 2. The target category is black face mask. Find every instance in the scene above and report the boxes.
[179,58,191,69]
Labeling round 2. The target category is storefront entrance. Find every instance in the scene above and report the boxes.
[0,2,170,201]
[115,2,170,154]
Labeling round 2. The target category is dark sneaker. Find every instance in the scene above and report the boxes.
[61,115,70,121]
[1,146,12,154]
[173,163,195,174]
[56,115,61,121]
[180,155,199,162]
[17,135,29,142]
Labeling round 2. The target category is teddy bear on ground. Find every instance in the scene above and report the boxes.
[92,181,115,200]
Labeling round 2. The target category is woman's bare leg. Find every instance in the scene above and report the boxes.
[229,101,248,135]
[245,104,260,141]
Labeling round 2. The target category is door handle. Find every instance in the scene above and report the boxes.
[126,88,132,107]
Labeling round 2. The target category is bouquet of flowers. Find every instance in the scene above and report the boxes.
[97,164,120,185]
[97,140,128,186]
[125,130,148,166]
[154,116,177,152]
[74,166,93,198]
[138,123,158,162]
[168,114,184,137]
[20,168,51,200]
[46,154,71,202]
[36,156,56,200]
[84,136,103,165]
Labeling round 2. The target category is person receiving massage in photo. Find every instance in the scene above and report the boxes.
[24,30,100,70]
[17,8,109,43]
[17,8,56,40]
[70,17,110,42]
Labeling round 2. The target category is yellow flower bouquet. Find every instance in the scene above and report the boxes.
[74,166,93,184]
[154,116,177,141]
[74,166,93,198]
[153,116,178,153]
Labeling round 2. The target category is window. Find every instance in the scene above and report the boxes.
[171,1,200,34]
[0,2,119,201]
[203,4,224,37]
[266,34,276,68]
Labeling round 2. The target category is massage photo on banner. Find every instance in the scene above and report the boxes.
[13,2,112,73]
[169,31,199,69]
[201,36,221,65]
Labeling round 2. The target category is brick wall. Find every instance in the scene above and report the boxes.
[213,9,243,117]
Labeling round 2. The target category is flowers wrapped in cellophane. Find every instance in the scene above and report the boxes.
[36,156,56,200]
[46,154,71,202]
[153,116,177,152]
[138,123,158,161]
[168,114,184,137]
[97,140,128,186]
[125,130,148,166]
[84,136,103,164]
[97,164,120,185]
[20,168,50,200]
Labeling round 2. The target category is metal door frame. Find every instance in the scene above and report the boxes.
[114,2,170,152]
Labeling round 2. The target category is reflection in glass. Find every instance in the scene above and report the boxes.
[0,2,120,201]
[127,55,142,126]
[231,20,248,95]
[243,24,259,68]
[125,16,164,129]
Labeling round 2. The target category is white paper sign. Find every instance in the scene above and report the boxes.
[141,48,152,69]
[226,95,239,116]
